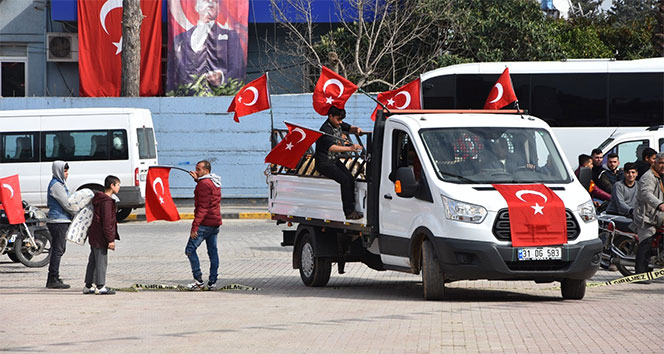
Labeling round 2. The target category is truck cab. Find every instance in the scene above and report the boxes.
[269,110,602,300]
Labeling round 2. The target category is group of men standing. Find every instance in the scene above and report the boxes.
[577,147,662,282]
[44,159,223,293]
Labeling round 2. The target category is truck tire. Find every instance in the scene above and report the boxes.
[116,208,132,222]
[297,233,331,287]
[561,278,586,300]
[421,239,445,300]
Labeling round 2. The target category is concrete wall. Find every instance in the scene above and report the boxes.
[0,95,377,198]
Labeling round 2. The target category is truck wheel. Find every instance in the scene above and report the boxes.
[421,239,445,300]
[116,208,132,222]
[297,233,331,287]
[561,278,586,300]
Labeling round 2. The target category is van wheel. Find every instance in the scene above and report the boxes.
[421,239,445,300]
[297,233,331,287]
[561,278,586,300]
[116,208,132,222]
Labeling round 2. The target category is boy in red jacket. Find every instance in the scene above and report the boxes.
[83,175,120,295]
[186,160,222,289]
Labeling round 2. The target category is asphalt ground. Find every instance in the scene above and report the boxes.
[1,219,663,353]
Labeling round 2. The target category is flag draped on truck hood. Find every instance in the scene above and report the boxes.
[492,184,567,247]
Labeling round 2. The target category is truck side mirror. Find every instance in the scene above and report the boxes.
[395,167,418,198]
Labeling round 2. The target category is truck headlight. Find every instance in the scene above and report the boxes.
[442,195,487,224]
[577,200,596,223]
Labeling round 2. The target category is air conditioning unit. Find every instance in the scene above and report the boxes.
[46,32,78,62]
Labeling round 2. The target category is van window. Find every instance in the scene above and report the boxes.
[42,130,127,161]
[604,139,648,168]
[391,130,422,182]
[137,128,156,159]
[0,132,37,163]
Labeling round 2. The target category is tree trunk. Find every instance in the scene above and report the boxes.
[121,0,142,97]
[657,0,664,57]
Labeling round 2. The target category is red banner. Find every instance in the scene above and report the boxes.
[145,167,180,222]
[0,175,25,224]
[167,0,248,95]
[265,123,323,169]
[493,184,567,247]
[484,68,517,110]
[78,0,162,97]
[371,78,421,121]
[312,66,358,116]
[228,74,271,122]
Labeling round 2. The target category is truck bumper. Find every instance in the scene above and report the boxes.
[116,186,144,209]
[433,237,603,281]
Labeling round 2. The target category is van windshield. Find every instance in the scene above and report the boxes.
[420,127,571,184]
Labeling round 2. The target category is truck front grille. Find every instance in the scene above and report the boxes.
[492,209,580,242]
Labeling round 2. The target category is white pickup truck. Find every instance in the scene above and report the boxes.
[268,110,602,300]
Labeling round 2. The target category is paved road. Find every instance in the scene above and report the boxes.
[1,220,662,353]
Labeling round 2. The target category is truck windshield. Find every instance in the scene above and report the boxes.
[420,127,571,184]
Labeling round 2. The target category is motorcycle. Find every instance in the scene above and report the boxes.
[0,201,52,268]
[598,213,664,276]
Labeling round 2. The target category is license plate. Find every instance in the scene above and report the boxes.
[517,247,562,261]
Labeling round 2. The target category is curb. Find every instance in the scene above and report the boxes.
[124,212,271,222]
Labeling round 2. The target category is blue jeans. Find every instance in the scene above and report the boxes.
[185,225,219,284]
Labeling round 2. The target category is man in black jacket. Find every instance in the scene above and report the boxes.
[315,106,364,220]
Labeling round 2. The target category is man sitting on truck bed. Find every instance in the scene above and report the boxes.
[315,106,364,220]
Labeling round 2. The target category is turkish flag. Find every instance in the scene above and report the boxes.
[145,167,180,222]
[312,66,358,116]
[492,184,567,247]
[78,0,162,97]
[483,68,518,110]
[0,175,25,224]
[228,74,271,122]
[265,123,323,169]
[370,78,421,121]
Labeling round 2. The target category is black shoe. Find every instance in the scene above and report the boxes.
[345,211,363,220]
[46,275,71,289]
[635,280,652,285]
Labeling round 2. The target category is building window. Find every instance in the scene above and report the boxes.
[0,44,28,97]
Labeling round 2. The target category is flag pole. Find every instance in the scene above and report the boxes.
[357,87,390,115]
[151,165,190,173]
[266,71,276,148]
[283,120,352,145]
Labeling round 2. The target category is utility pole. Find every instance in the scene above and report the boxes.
[121,0,141,96]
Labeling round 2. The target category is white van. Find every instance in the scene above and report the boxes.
[598,126,664,168]
[0,108,158,220]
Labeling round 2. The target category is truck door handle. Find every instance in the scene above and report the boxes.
[384,194,392,200]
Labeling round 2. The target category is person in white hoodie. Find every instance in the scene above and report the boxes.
[46,161,76,289]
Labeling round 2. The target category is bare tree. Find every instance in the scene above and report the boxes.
[266,0,452,91]
[121,0,142,97]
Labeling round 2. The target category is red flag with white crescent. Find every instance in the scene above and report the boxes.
[265,123,323,169]
[370,78,421,121]
[0,175,25,225]
[145,167,180,222]
[312,66,358,116]
[493,184,567,247]
[78,0,162,97]
[483,68,517,110]
[227,74,271,122]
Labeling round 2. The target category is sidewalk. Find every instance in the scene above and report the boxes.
[125,198,271,221]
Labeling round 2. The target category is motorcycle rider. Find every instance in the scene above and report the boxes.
[46,161,76,289]
[632,152,664,284]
